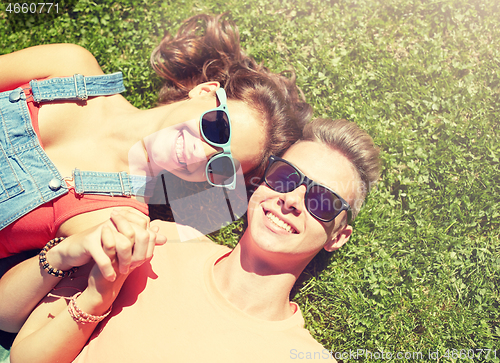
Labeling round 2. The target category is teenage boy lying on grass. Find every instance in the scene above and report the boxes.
[10,118,380,363]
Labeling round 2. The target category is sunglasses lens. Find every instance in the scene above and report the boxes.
[207,155,235,186]
[307,185,343,221]
[265,161,301,193]
[201,110,230,145]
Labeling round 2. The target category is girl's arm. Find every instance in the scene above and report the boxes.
[9,263,113,363]
[10,212,162,363]
[0,209,164,332]
[0,43,104,92]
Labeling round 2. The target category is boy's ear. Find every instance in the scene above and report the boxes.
[188,82,220,99]
[324,224,352,252]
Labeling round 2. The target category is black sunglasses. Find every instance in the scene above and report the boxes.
[263,155,352,223]
[199,88,237,189]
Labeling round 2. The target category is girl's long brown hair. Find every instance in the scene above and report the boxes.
[151,14,312,189]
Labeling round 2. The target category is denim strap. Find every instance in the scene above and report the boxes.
[73,169,150,197]
[29,72,125,102]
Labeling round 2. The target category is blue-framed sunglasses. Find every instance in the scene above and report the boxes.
[199,88,237,189]
[263,155,352,223]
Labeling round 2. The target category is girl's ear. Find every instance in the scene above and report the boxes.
[188,82,220,99]
[323,224,352,252]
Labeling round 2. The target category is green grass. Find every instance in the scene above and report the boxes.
[2,0,499,361]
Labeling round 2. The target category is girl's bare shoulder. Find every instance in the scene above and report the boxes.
[0,44,104,91]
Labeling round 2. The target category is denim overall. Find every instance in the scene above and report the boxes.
[0,73,150,359]
[0,72,148,232]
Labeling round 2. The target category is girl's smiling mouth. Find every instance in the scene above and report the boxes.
[175,131,187,167]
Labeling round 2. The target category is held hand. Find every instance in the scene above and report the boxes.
[86,220,161,301]
[47,210,166,282]
[105,210,166,277]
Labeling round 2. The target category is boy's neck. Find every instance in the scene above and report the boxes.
[212,238,299,321]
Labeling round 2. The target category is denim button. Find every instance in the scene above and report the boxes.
[48,178,62,191]
[9,90,22,103]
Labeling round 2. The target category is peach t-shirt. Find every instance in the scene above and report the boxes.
[73,241,331,362]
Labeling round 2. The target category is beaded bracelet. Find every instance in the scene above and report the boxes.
[68,292,112,324]
[39,237,78,278]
